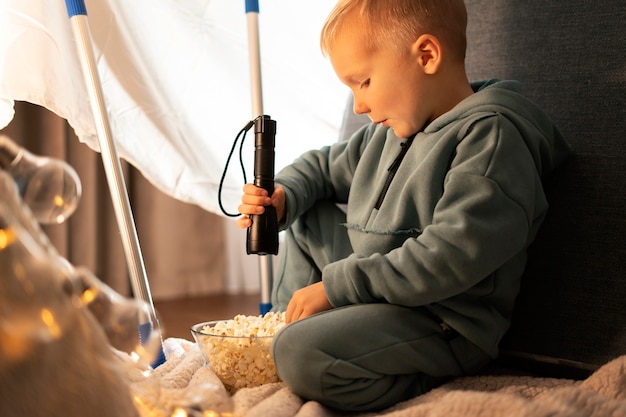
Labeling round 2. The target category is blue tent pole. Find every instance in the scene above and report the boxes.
[245,0,273,315]
[64,0,166,367]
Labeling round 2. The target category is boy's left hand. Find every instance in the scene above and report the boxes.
[285,281,333,323]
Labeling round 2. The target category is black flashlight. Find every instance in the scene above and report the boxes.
[246,115,279,255]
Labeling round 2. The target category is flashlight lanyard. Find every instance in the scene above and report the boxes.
[218,117,260,217]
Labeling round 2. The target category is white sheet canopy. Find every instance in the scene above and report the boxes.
[0,0,347,215]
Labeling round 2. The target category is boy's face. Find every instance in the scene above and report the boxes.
[329,27,434,139]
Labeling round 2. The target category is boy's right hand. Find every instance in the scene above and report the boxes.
[236,183,285,229]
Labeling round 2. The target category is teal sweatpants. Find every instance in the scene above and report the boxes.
[270,201,491,411]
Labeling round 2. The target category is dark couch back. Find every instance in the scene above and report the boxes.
[464,1,626,374]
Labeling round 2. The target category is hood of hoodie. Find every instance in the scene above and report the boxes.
[425,79,571,178]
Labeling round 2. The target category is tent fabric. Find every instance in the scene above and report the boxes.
[0,0,347,215]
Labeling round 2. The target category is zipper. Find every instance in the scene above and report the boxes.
[374,134,416,209]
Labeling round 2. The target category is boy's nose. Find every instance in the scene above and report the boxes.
[353,95,369,115]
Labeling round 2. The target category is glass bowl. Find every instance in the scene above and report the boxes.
[191,316,284,392]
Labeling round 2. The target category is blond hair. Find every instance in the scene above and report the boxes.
[321,0,467,61]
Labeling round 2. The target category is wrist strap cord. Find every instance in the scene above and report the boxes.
[218,118,258,217]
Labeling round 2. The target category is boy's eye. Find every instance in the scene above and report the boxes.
[360,79,370,89]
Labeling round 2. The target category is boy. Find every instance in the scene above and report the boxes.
[237,0,570,411]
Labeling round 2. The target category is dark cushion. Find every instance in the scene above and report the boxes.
[465,0,626,375]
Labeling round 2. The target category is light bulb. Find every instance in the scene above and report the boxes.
[69,266,165,366]
[0,134,81,224]
[0,189,73,352]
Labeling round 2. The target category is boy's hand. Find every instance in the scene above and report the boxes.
[236,183,285,228]
[285,282,333,323]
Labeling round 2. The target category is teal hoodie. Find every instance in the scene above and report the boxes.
[275,80,571,357]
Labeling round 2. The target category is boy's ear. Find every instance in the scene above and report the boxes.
[412,34,442,75]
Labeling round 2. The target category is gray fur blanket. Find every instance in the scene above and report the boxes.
[132,338,626,416]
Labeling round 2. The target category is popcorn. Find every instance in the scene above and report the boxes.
[193,312,286,392]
